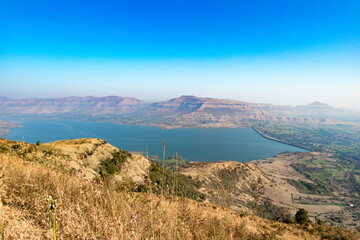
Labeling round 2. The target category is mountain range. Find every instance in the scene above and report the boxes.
[0,95,359,128]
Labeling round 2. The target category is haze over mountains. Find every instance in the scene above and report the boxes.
[0,95,359,128]
[0,96,144,115]
[251,101,360,122]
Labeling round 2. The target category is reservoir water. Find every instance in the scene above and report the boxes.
[2,119,306,162]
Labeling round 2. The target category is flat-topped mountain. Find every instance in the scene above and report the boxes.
[148,96,270,118]
[137,96,272,127]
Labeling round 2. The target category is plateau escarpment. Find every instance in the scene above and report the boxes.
[135,96,273,128]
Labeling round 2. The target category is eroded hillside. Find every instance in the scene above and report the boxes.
[179,152,360,231]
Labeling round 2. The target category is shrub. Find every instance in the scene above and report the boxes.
[100,161,117,175]
[11,144,20,150]
[98,150,130,177]
[295,208,310,225]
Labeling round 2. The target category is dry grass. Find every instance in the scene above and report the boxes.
[0,151,359,240]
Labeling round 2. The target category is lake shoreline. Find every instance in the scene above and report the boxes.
[252,127,311,151]
[0,120,22,136]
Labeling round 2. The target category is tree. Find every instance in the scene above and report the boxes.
[295,208,310,225]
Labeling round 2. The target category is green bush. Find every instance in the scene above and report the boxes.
[295,208,310,225]
[11,144,20,150]
[100,161,117,175]
[99,150,130,177]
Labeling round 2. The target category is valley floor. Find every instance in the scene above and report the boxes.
[251,152,360,231]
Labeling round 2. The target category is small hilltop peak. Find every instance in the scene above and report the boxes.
[307,101,331,107]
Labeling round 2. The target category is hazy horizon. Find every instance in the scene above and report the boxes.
[1,1,359,109]
[1,93,360,111]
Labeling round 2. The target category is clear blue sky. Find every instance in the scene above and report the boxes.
[0,0,359,108]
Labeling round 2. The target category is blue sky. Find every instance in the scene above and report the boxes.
[0,0,359,108]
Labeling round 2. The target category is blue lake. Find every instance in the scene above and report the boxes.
[1,119,307,162]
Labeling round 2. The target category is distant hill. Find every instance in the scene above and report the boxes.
[250,101,360,122]
[0,96,145,117]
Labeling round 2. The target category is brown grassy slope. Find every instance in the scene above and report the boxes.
[179,161,268,213]
[0,138,150,184]
[179,156,357,230]
[2,153,360,239]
